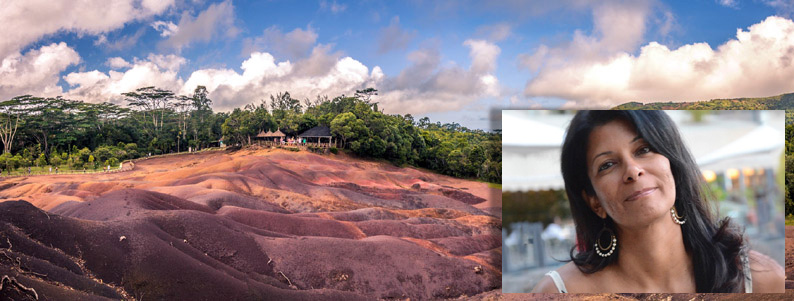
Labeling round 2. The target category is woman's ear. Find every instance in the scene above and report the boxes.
[582,190,607,219]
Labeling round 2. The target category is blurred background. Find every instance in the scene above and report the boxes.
[502,110,785,293]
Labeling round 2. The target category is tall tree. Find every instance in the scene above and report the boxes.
[0,95,39,153]
[354,88,378,102]
[21,97,84,161]
[189,86,214,149]
[122,87,176,132]
[173,95,192,152]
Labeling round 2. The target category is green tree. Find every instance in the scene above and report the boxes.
[9,154,21,170]
[93,145,112,163]
[125,143,139,158]
[49,151,62,166]
[0,96,42,154]
[104,157,119,168]
[222,109,258,145]
[330,112,366,148]
[123,86,176,132]
[35,153,46,167]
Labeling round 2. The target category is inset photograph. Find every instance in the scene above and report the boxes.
[502,110,785,293]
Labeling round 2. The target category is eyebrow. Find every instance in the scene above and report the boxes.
[591,135,643,162]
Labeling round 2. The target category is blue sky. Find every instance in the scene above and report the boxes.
[1,0,793,130]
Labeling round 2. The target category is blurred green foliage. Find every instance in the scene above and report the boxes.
[503,189,570,227]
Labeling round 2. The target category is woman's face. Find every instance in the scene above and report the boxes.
[585,119,676,228]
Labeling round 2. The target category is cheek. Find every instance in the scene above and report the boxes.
[658,159,676,198]
[591,177,619,212]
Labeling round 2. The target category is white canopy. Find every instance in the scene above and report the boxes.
[502,111,565,149]
[502,111,784,192]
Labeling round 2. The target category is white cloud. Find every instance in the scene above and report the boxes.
[0,0,174,59]
[656,10,676,37]
[94,27,147,51]
[474,23,512,42]
[592,2,649,53]
[464,39,501,74]
[763,0,794,18]
[100,53,187,71]
[160,0,238,51]
[63,56,184,105]
[181,45,372,111]
[0,43,80,100]
[151,21,179,37]
[717,0,739,8]
[518,1,652,73]
[242,26,318,60]
[524,16,794,107]
[59,35,501,116]
[320,0,347,14]
[175,39,500,114]
[377,40,502,114]
[139,54,186,71]
[142,0,174,14]
[378,16,416,54]
[478,0,599,18]
[106,57,132,69]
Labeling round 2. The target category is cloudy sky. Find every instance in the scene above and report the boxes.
[1,0,793,130]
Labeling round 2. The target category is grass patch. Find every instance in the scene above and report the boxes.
[488,183,502,189]
[786,216,794,226]
[0,164,120,177]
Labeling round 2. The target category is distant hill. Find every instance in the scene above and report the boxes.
[613,92,794,110]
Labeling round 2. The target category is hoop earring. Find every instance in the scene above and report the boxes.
[595,220,617,257]
[671,206,686,225]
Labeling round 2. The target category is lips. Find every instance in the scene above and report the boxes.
[625,187,657,202]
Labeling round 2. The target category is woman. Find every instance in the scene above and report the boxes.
[532,111,784,293]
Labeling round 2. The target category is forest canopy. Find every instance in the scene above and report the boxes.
[0,87,501,183]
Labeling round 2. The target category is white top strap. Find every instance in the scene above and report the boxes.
[742,250,752,293]
[544,270,568,293]
[543,252,752,293]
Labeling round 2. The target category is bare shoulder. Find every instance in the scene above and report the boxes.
[748,250,784,293]
[531,271,560,293]
[530,262,595,293]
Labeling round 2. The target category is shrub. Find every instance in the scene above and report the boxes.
[50,152,62,166]
[9,154,21,170]
[330,147,338,154]
[105,157,119,168]
[35,154,46,167]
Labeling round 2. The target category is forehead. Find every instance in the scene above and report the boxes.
[586,119,639,156]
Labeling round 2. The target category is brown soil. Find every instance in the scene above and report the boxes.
[787,226,794,290]
[0,148,501,299]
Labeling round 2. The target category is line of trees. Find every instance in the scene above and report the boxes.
[0,87,501,183]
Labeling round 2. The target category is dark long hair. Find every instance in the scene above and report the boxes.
[560,111,744,293]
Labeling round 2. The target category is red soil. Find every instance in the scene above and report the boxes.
[0,148,500,299]
[787,226,794,290]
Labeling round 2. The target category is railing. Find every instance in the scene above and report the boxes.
[0,147,226,179]
[0,161,134,178]
[256,140,334,148]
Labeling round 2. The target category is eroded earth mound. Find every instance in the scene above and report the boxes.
[0,148,500,300]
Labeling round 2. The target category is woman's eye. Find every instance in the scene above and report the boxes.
[598,161,614,172]
[637,146,651,155]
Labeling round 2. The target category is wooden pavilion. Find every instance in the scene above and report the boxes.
[255,129,286,145]
[297,126,333,147]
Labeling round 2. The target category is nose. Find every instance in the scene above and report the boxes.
[623,159,644,183]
